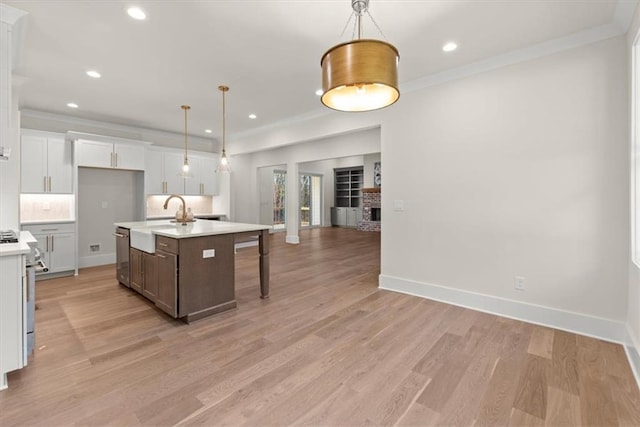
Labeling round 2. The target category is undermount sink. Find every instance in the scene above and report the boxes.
[130,224,177,253]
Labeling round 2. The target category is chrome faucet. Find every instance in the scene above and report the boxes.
[163,194,188,225]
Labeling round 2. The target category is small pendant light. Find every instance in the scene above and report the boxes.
[216,85,231,173]
[180,105,191,176]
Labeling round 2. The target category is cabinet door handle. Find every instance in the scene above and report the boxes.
[46,235,49,252]
[113,233,125,238]
[159,242,168,247]
[110,152,114,167]
[157,253,166,259]
[41,228,58,232]
[51,235,54,252]
[115,153,118,168]
[44,176,47,192]
[48,176,52,192]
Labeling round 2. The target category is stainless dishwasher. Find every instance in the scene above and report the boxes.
[114,227,130,287]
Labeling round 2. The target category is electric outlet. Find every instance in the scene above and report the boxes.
[89,244,100,252]
[394,200,405,212]
[514,276,526,291]
[101,201,108,208]
[203,249,216,258]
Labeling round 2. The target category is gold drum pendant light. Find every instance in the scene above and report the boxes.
[321,0,399,112]
[181,105,191,174]
[216,85,231,173]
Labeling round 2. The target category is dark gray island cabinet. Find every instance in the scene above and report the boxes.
[115,220,270,323]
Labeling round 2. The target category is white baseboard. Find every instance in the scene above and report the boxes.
[79,253,115,268]
[285,235,300,244]
[379,274,626,344]
[625,325,640,390]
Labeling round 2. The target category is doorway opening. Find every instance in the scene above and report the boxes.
[273,169,287,230]
[300,174,322,228]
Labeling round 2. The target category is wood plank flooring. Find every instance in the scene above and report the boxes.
[1,227,639,426]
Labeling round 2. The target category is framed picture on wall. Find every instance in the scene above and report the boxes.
[374,161,381,187]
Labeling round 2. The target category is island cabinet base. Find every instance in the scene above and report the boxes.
[177,233,235,322]
[183,300,237,324]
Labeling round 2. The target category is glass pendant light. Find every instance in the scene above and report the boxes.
[216,85,231,173]
[179,105,192,177]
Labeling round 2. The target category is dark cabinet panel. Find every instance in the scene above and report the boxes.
[178,234,235,320]
[130,248,143,294]
[155,250,177,317]
[142,252,158,302]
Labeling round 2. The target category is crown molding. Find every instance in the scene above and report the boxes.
[20,109,217,152]
[614,0,639,33]
[0,3,27,25]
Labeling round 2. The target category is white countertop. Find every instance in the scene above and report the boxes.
[0,231,36,257]
[115,220,270,239]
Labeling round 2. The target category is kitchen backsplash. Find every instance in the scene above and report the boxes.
[20,194,75,222]
[146,195,214,218]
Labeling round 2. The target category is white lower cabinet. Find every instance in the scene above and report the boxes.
[331,207,362,228]
[346,207,362,228]
[21,222,76,277]
[0,254,25,389]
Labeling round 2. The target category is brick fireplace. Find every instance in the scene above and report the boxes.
[358,188,381,232]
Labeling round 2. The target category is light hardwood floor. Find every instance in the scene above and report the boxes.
[1,227,639,426]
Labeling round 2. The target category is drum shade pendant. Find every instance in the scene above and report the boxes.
[321,0,399,112]
[216,85,231,173]
[179,105,192,177]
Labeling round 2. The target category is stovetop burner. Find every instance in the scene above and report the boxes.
[0,230,19,244]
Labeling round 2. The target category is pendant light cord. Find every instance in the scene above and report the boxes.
[222,90,226,154]
[181,105,190,163]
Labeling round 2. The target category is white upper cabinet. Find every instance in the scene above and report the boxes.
[76,139,145,171]
[145,148,185,195]
[184,154,218,196]
[21,131,73,194]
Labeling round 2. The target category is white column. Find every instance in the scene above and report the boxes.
[0,4,27,230]
[285,161,299,244]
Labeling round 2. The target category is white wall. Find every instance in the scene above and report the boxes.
[231,36,630,340]
[382,36,628,322]
[627,2,640,377]
[77,167,144,267]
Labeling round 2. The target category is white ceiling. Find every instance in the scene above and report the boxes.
[4,0,636,147]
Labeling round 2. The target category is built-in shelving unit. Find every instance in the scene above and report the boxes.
[335,166,363,208]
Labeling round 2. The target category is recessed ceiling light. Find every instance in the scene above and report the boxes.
[442,42,458,52]
[127,6,146,20]
[315,89,323,96]
[67,102,79,108]
[205,129,212,134]
[86,70,101,78]
[248,114,257,119]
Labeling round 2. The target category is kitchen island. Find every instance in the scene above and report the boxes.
[114,220,270,323]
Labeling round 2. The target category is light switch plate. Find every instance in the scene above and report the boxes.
[203,249,216,258]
